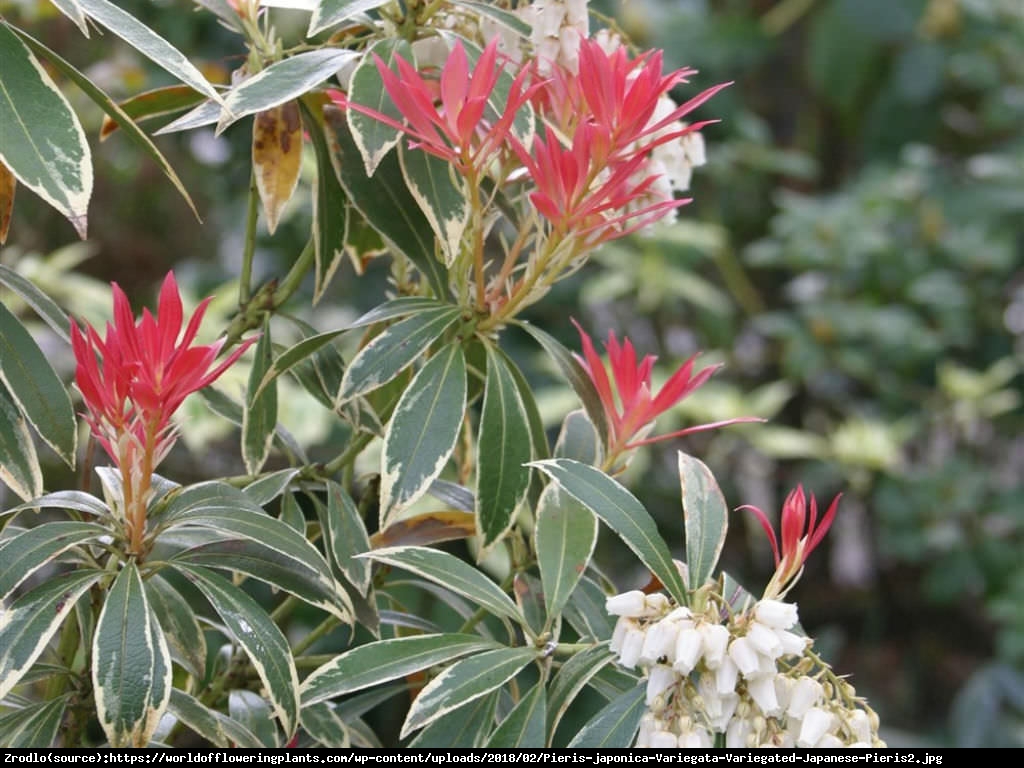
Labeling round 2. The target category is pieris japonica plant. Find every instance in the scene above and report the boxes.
[0,0,882,749]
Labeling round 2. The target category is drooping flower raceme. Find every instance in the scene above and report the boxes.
[71,272,255,554]
[572,320,761,464]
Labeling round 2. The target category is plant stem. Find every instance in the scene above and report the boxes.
[240,172,260,305]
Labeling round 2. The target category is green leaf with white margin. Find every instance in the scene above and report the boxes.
[76,0,221,103]
[567,682,645,747]
[194,0,245,31]
[0,570,102,701]
[143,574,208,681]
[0,380,43,501]
[499,347,549,509]
[279,491,307,533]
[3,490,111,522]
[197,387,308,464]
[253,330,347,402]
[218,50,358,132]
[308,0,391,36]
[153,99,221,135]
[0,302,76,467]
[300,101,348,304]
[476,344,532,548]
[554,409,601,465]
[0,264,71,343]
[563,575,614,642]
[360,546,521,622]
[174,565,299,738]
[321,105,449,297]
[300,702,350,748]
[380,343,466,522]
[398,144,469,267]
[347,298,447,329]
[0,521,107,603]
[517,322,609,448]
[243,320,277,475]
[167,689,263,748]
[243,468,300,507]
[546,644,617,741]
[12,28,200,220]
[92,563,172,748]
[679,451,729,592]
[531,459,689,606]
[534,484,597,622]
[337,306,461,404]
[50,0,89,36]
[229,689,278,747]
[0,696,68,747]
[346,38,410,175]
[0,22,91,238]
[488,681,546,747]
[410,691,497,748]
[322,481,372,595]
[401,647,535,738]
[301,633,498,705]
[152,479,257,525]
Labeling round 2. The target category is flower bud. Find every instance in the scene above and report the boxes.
[728,636,761,678]
[797,707,836,748]
[673,627,703,675]
[755,599,799,629]
[846,708,873,743]
[644,593,671,616]
[776,628,809,657]
[606,590,647,617]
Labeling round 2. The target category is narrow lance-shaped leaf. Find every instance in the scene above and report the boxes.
[308,0,392,36]
[534,484,598,622]
[229,690,278,747]
[679,451,729,591]
[0,521,107,602]
[346,38,410,175]
[322,481,372,595]
[77,0,222,103]
[0,697,68,748]
[380,343,467,523]
[0,380,43,501]
[0,301,77,466]
[92,562,172,748]
[0,264,72,343]
[410,692,498,748]
[49,0,89,36]
[143,574,208,682]
[567,683,646,748]
[530,459,689,606]
[0,160,14,244]
[300,633,499,705]
[488,680,546,747]
[253,330,346,402]
[100,85,207,141]
[243,319,277,475]
[0,22,91,238]
[0,570,103,702]
[253,101,303,234]
[301,702,351,748]
[546,644,617,740]
[399,143,469,266]
[243,468,300,507]
[401,648,536,738]
[174,565,299,738]
[360,546,521,622]
[167,689,263,749]
[476,345,533,548]
[337,306,462,403]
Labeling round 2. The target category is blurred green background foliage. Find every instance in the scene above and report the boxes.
[1,0,1022,746]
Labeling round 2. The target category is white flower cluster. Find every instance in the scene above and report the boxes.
[517,0,590,73]
[606,590,885,748]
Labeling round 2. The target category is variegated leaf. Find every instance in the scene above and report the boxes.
[321,481,372,595]
[167,689,263,748]
[100,85,206,141]
[0,159,14,244]
[0,521,106,602]
[252,102,303,234]
[49,0,89,36]
[567,682,645,747]
[398,145,469,268]
[243,320,277,475]
[488,681,546,747]
[308,0,392,37]
[534,484,598,622]
[0,380,42,501]
[144,574,208,681]
[546,644,616,739]
[346,38,410,175]
[679,451,729,592]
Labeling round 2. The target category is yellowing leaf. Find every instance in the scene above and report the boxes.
[252,101,303,234]
[0,160,14,244]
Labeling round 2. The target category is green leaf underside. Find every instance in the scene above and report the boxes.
[144,574,207,682]
[321,106,449,297]
[0,22,92,238]
[243,321,278,475]
[399,144,469,266]
[322,481,373,595]
[0,570,102,701]
[219,50,358,132]
[0,380,43,501]
[410,692,498,748]
[380,343,467,522]
[167,689,263,748]
[567,683,646,748]
[337,306,461,403]
[0,264,72,343]
[679,452,730,592]
[488,681,546,747]
[300,633,499,705]
[362,546,521,622]
[531,459,689,606]
[516,322,610,447]
[173,565,299,737]
[554,409,601,465]
[401,647,535,738]
[546,644,617,740]
[91,563,172,748]
[535,484,598,622]
[476,345,533,548]
[0,521,106,602]
[346,38,409,175]
[49,0,89,36]
[10,29,199,219]
[0,301,77,466]
[308,0,392,37]
[0,696,68,747]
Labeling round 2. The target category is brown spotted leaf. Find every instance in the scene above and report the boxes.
[0,160,14,244]
[370,510,477,549]
[252,101,303,234]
